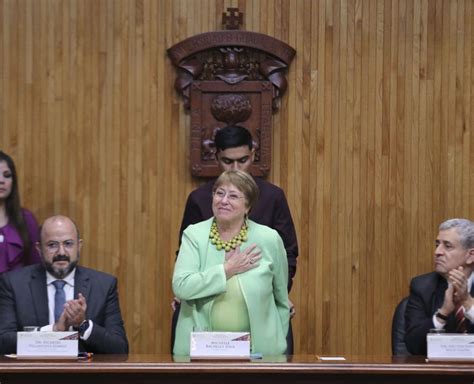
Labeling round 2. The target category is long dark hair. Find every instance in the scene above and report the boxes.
[0,151,31,258]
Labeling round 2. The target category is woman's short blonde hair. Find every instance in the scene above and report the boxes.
[213,170,259,211]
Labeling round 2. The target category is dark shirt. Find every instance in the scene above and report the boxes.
[178,177,298,291]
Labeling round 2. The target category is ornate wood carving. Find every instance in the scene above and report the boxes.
[168,9,295,177]
[222,8,243,30]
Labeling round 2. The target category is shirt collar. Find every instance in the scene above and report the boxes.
[46,268,76,287]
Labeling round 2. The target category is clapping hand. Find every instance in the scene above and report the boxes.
[448,266,474,310]
[440,266,473,317]
[53,293,87,331]
[64,293,87,328]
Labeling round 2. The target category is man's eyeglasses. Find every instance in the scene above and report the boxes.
[44,240,76,252]
[213,189,245,202]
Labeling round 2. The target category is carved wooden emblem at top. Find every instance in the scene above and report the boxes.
[168,9,295,177]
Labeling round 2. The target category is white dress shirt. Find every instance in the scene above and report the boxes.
[40,269,93,339]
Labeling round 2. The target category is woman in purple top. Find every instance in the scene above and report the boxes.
[0,151,41,273]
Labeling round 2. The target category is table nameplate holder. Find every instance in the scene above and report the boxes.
[190,332,250,360]
[427,333,474,361]
[17,331,79,359]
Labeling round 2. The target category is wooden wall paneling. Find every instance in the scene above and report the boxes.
[1,0,473,356]
[157,0,171,353]
[276,0,289,192]
[135,0,147,351]
[314,0,325,354]
[348,0,360,355]
[421,0,434,274]
[432,0,442,225]
[17,0,26,188]
[293,0,307,354]
[341,0,353,355]
[272,0,281,185]
[374,0,390,355]
[320,0,332,355]
[297,0,313,354]
[330,0,342,355]
[415,0,427,288]
[365,0,380,353]
[447,1,457,215]
[467,0,474,217]
[420,0,430,265]
[307,0,322,356]
[402,0,413,302]
[334,0,344,354]
[145,0,157,353]
[439,0,450,216]
[457,0,469,215]
[414,0,422,291]
[355,0,368,356]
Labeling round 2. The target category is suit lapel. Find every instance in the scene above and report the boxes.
[74,267,91,305]
[71,268,90,352]
[468,280,474,333]
[433,275,447,312]
[29,266,49,325]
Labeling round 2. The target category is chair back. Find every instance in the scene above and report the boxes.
[391,296,411,356]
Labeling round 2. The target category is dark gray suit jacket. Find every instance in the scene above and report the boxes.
[0,264,128,354]
[405,271,474,355]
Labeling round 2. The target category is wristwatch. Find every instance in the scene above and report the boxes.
[78,320,90,337]
[435,310,449,321]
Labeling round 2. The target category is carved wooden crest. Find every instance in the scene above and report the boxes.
[168,9,295,177]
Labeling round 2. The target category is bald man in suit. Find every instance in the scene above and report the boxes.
[0,215,128,354]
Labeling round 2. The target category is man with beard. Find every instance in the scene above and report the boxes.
[0,215,129,354]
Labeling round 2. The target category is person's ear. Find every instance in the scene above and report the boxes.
[466,248,474,265]
[250,148,256,162]
[35,241,41,255]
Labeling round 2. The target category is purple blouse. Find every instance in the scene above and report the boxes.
[0,208,41,273]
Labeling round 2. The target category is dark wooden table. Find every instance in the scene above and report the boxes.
[0,354,473,383]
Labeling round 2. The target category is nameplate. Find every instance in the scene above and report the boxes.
[17,331,79,359]
[190,332,250,359]
[427,333,474,361]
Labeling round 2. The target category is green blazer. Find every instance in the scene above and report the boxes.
[172,218,290,356]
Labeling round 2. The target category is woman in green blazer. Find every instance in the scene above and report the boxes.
[172,170,290,356]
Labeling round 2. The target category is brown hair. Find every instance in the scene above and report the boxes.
[213,170,259,211]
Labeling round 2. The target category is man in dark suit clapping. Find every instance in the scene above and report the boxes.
[0,215,128,354]
[405,218,474,355]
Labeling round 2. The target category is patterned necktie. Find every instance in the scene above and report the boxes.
[52,280,66,323]
[455,304,468,333]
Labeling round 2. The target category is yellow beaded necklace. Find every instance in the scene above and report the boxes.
[209,220,248,252]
